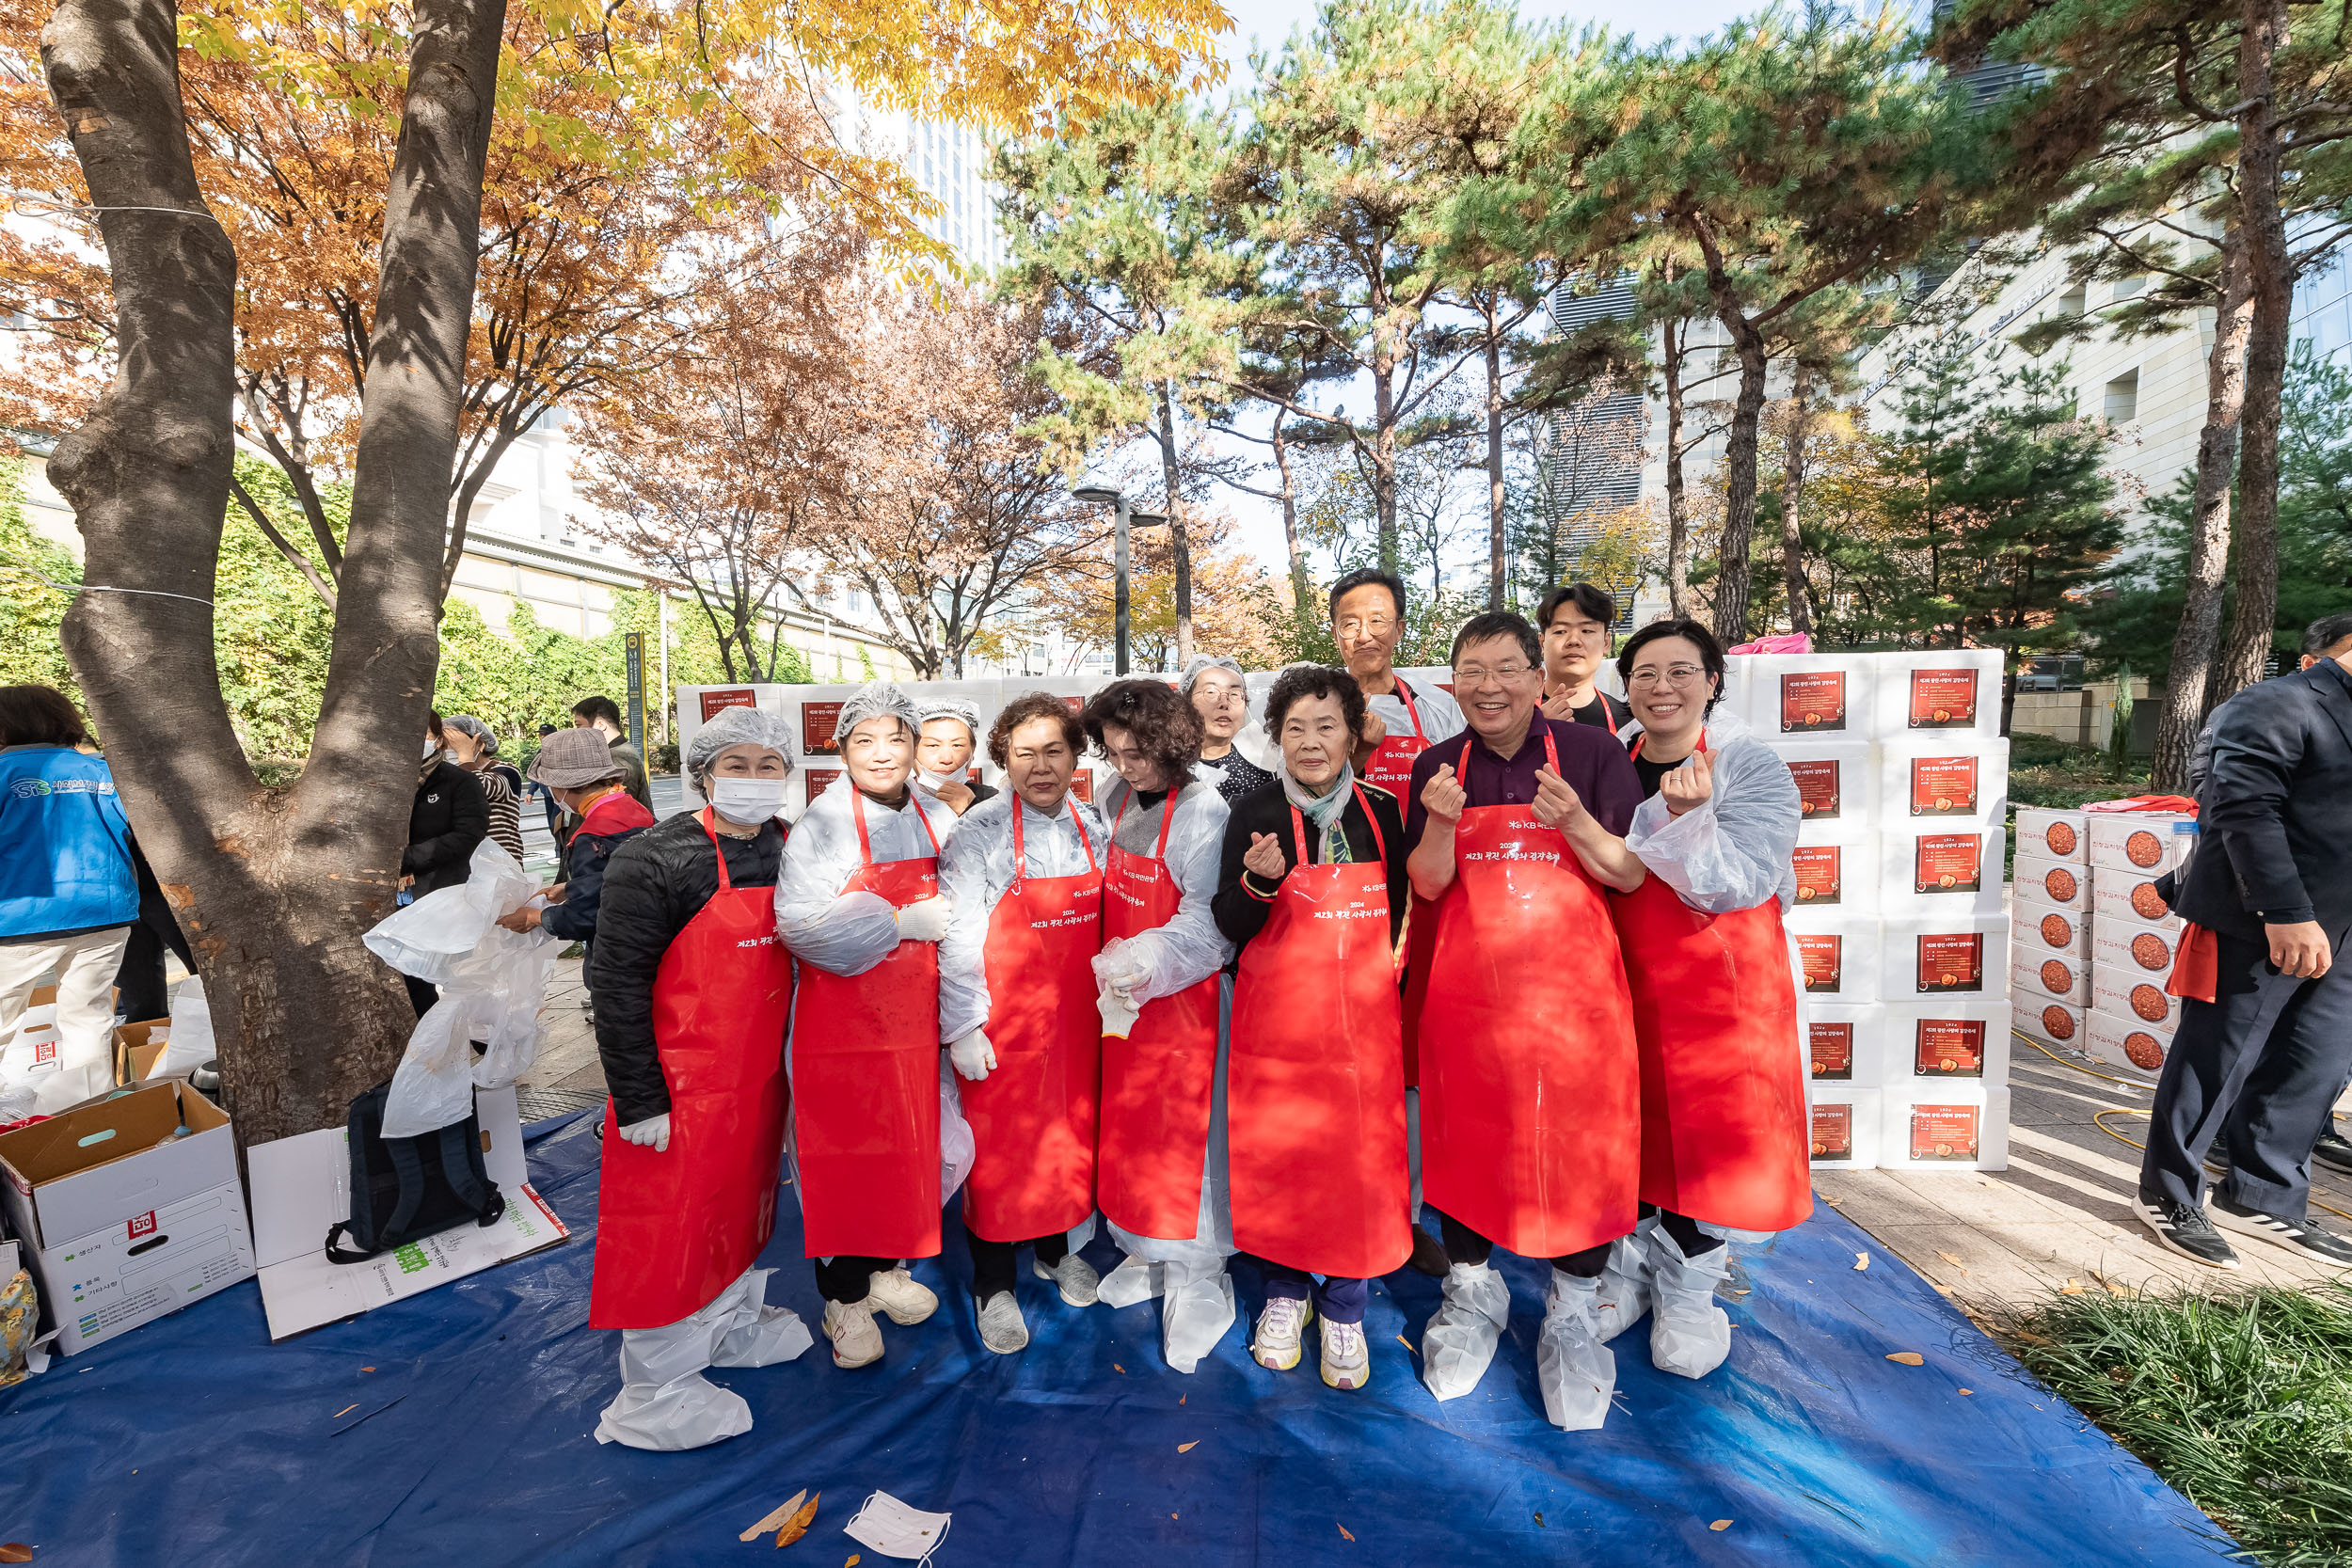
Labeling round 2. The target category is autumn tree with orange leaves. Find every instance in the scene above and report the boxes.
[5,0,1229,1142]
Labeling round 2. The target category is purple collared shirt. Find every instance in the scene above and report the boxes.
[1403,711,1645,849]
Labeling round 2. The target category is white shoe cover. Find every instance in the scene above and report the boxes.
[710,1269,816,1368]
[596,1269,787,1449]
[1536,1270,1616,1432]
[1097,1253,1166,1308]
[1592,1216,1658,1343]
[1648,1229,1732,1380]
[1160,1261,1236,1374]
[1420,1261,1511,1402]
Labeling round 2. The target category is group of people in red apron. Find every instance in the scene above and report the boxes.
[578,571,1809,1449]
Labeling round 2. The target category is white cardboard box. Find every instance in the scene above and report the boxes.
[1880,1085,2011,1172]
[1787,840,1879,919]
[2086,811,2198,877]
[2014,950,2090,1008]
[2012,894,2090,960]
[2012,852,2090,913]
[1747,656,1878,738]
[1881,827,2006,916]
[1882,915,2009,1000]
[1806,1086,1883,1170]
[1766,738,1879,845]
[1805,1004,1895,1088]
[1873,651,2008,741]
[2086,1008,2173,1077]
[1880,740,2010,829]
[1884,998,2014,1085]
[2093,918,2183,979]
[0,1081,256,1356]
[246,1085,568,1342]
[2016,993,2088,1051]
[2090,867,2183,931]
[1792,923,1881,1005]
[2013,806,2090,865]
[2092,963,2182,1032]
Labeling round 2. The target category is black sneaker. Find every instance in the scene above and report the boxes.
[2313,1128,2352,1177]
[1406,1223,1451,1277]
[2135,1193,2241,1270]
[2208,1195,2352,1262]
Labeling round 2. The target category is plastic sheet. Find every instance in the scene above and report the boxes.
[0,1117,2243,1566]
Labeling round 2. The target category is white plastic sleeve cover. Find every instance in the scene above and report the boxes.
[1624,721,1803,914]
[935,793,1109,1043]
[774,784,960,977]
[1101,780,1234,1007]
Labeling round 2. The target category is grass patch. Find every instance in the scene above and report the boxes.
[2009,732,2153,811]
[2000,1284,2352,1565]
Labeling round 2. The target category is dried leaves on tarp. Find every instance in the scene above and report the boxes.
[742,1491,809,1543]
[775,1492,821,1548]
[1885,1352,1925,1366]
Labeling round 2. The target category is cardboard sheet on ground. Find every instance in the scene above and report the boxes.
[246,1085,568,1340]
[0,1111,2238,1566]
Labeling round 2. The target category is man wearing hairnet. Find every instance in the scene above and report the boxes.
[914,697,999,816]
[583,703,810,1450]
[776,681,961,1370]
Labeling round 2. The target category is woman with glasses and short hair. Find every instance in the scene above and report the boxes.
[1602,616,1809,1386]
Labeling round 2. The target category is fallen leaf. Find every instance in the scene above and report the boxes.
[1885,1352,1925,1366]
[1936,1250,1969,1275]
[0,1546,30,1564]
[1710,1520,1732,1531]
[2061,1278,2085,1295]
[1170,1513,1179,1520]
[1113,1363,1125,1373]
[334,1404,359,1418]
[1534,1512,1544,1528]
[1396,1335,1414,1352]
[1958,1388,1974,1396]
[360,1367,376,1372]
[741,1491,808,1543]
[1852,1252,1869,1271]
[1179,1395,1185,1404]
[775,1491,819,1548]
[1178,1441,1199,1453]
[846,1558,859,1567]
[1337,1524,1356,1542]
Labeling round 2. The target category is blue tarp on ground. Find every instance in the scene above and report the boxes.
[5,1115,2236,1567]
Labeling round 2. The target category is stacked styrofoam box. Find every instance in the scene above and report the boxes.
[2083,811,2195,1077]
[2012,806,2090,1049]
[1764,648,2010,1171]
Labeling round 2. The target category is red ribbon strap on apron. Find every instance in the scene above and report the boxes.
[1361,676,1434,799]
[1611,736,1809,1231]
[1095,789,1223,1241]
[1228,786,1410,1277]
[1416,729,1640,1258]
[590,810,794,1329]
[789,791,945,1259]
[961,800,1105,1242]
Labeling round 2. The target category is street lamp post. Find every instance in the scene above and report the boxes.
[1071,485,1166,676]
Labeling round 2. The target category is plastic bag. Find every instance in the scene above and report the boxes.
[156,985,215,1077]
[363,840,540,985]
[1725,632,1812,656]
[939,1055,975,1202]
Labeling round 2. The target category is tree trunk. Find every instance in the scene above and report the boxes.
[1661,317,1692,619]
[2217,0,2292,703]
[1485,305,1506,610]
[1372,369,1399,577]
[2152,232,2252,791]
[46,0,510,1148]
[1156,385,1194,670]
[1778,363,1815,637]
[1273,413,1311,611]
[1707,309,1771,646]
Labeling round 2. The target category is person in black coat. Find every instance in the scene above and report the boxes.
[401,712,490,1016]
[2137,613,2352,1269]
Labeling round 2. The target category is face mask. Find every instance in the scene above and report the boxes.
[709,777,787,825]
[421,736,440,760]
[916,768,953,790]
[843,1492,952,1563]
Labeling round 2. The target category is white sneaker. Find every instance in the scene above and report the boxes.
[1319,1317,1370,1391]
[820,1300,884,1369]
[1035,1252,1102,1307]
[865,1265,940,1326]
[977,1291,1030,1354]
[1251,1294,1312,1370]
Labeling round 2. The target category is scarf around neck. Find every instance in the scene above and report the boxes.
[1281,762,1356,864]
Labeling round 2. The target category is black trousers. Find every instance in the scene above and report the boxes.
[967,1231,1070,1301]
[813,1254,896,1305]
[2142,927,2352,1219]
[1438,1203,1717,1279]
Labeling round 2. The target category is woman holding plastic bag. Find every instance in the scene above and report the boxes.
[1603,618,1810,1384]
[1086,679,1235,1374]
[775,683,960,1370]
[937,693,1108,1354]
[582,704,807,1450]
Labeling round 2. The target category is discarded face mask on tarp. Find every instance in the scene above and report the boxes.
[361,840,558,1136]
[843,1491,952,1564]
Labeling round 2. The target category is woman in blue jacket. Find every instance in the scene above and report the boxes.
[0,686,141,1116]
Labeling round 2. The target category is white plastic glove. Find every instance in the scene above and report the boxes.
[618,1113,672,1153]
[948,1026,998,1083]
[894,895,954,943]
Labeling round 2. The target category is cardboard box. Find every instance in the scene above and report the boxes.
[1880,1085,2010,1172]
[2016,994,2086,1050]
[1805,1086,1882,1170]
[2086,1008,2172,1077]
[1880,741,2010,829]
[1765,738,1878,845]
[1886,999,2014,1083]
[112,1019,172,1087]
[2094,920,2180,980]
[246,1085,567,1342]
[2012,851,2090,913]
[0,986,60,1085]
[2086,811,2198,876]
[0,1081,256,1356]
[2012,895,2090,960]
[1883,915,2008,998]
[2013,806,2090,865]
[2092,963,2181,1031]
[2013,949,2089,1008]
[2090,867,2182,932]
[1881,827,2005,916]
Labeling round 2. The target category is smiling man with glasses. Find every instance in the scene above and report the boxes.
[1327,568,1466,800]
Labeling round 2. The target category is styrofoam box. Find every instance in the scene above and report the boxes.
[1746,656,1879,739]
[2012,894,2090,960]
[1786,839,1880,921]
[2093,920,2180,982]
[2092,962,2181,1031]
[2016,993,2087,1051]
[1880,740,2010,830]
[1883,914,2009,1000]
[2014,806,2090,865]
[1791,921,1882,1005]
[2086,811,2198,877]
[2086,1008,2173,1078]
[2012,851,2090,913]
[2013,949,2089,1008]
[1806,1004,1895,1087]
[1880,827,2006,916]
[1872,650,2008,741]
[1765,738,1879,845]
[1885,998,2013,1084]
[1806,1085,1883,1170]
[1880,1084,2011,1171]
[2091,868,2183,932]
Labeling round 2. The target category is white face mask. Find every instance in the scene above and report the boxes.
[709,777,788,825]
[421,736,440,760]
[843,1492,952,1562]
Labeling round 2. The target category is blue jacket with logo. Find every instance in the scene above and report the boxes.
[0,744,139,942]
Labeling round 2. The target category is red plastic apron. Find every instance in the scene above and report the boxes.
[1417,730,1640,1259]
[590,811,794,1329]
[1610,736,1811,1233]
[1228,788,1410,1278]
[1095,789,1222,1240]
[961,800,1104,1243]
[1375,677,1438,1087]
[1361,675,1436,798]
[789,791,945,1259]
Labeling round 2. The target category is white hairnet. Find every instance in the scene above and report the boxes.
[1179,655,1247,695]
[834,680,918,743]
[687,705,797,778]
[914,697,980,738]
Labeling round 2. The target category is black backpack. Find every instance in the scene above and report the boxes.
[324,1081,507,1263]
